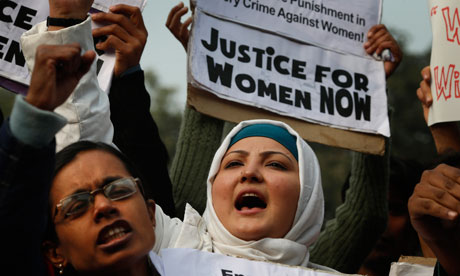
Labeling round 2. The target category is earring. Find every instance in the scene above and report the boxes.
[58,263,64,275]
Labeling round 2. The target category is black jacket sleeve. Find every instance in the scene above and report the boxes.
[0,121,54,276]
[109,70,176,217]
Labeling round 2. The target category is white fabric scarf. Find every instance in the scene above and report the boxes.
[202,119,324,266]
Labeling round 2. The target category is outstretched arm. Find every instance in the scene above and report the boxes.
[92,4,176,216]
[310,150,389,273]
[0,43,94,276]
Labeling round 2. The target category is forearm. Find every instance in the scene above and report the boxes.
[109,70,176,217]
[310,150,388,272]
[170,106,224,218]
[0,103,58,275]
[429,123,460,154]
[426,238,460,276]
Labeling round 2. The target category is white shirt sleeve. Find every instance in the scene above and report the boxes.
[20,17,113,152]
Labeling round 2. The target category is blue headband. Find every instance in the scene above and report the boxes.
[228,124,298,160]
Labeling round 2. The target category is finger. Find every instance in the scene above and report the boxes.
[421,66,431,81]
[409,196,458,221]
[179,16,192,38]
[417,87,427,105]
[375,41,393,56]
[169,6,189,31]
[50,44,82,75]
[96,34,127,53]
[166,2,185,26]
[93,23,133,45]
[92,12,139,38]
[438,164,460,195]
[414,179,460,214]
[366,26,387,46]
[109,4,147,33]
[419,77,433,105]
[366,24,384,39]
[109,4,139,16]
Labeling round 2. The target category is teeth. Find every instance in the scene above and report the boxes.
[104,226,126,243]
[242,193,258,198]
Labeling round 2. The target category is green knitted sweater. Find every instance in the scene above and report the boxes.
[170,106,388,273]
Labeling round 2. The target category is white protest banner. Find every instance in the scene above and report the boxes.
[0,0,146,95]
[0,0,49,93]
[161,248,359,276]
[428,0,460,125]
[196,0,381,57]
[189,10,389,137]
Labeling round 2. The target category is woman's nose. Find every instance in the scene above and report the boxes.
[92,194,119,223]
[240,163,263,183]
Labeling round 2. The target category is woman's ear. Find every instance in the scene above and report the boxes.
[42,241,68,271]
[146,199,156,228]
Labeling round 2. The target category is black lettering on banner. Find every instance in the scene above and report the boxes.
[0,0,16,23]
[4,40,25,65]
[202,28,219,51]
[0,35,8,59]
[320,86,334,115]
[235,74,255,93]
[292,59,307,80]
[258,79,277,101]
[332,69,352,88]
[315,65,331,83]
[252,47,265,68]
[319,86,371,120]
[221,38,236,59]
[265,46,274,71]
[335,88,353,117]
[220,268,245,276]
[0,1,37,30]
[221,269,233,276]
[206,55,233,88]
[238,45,250,63]
[274,55,290,75]
[354,72,369,92]
[295,89,311,109]
[279,85,293,105]
[0,35,26,67]
[14,5,36,30]
[354,92,371,121]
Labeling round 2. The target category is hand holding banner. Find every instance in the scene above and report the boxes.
[428,0,460,125]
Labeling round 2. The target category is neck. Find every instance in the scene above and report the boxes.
[83,255,154,276]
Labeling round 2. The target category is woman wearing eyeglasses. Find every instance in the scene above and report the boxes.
[43,141,160,276]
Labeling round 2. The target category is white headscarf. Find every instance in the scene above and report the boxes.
[202,119,324,266]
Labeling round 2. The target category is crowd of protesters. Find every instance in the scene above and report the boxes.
[0,0,459,276]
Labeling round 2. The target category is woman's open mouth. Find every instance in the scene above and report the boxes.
[235,192,267,212]
[97,220,133,252]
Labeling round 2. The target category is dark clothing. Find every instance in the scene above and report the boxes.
[0,120,52,276]
[109,70,176,217]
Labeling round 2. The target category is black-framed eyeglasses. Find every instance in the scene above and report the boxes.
[54,177,141,221]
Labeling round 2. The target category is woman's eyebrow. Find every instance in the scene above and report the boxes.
[66,176,122,196]
[224,150,249,157]
[260,151,294,163]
